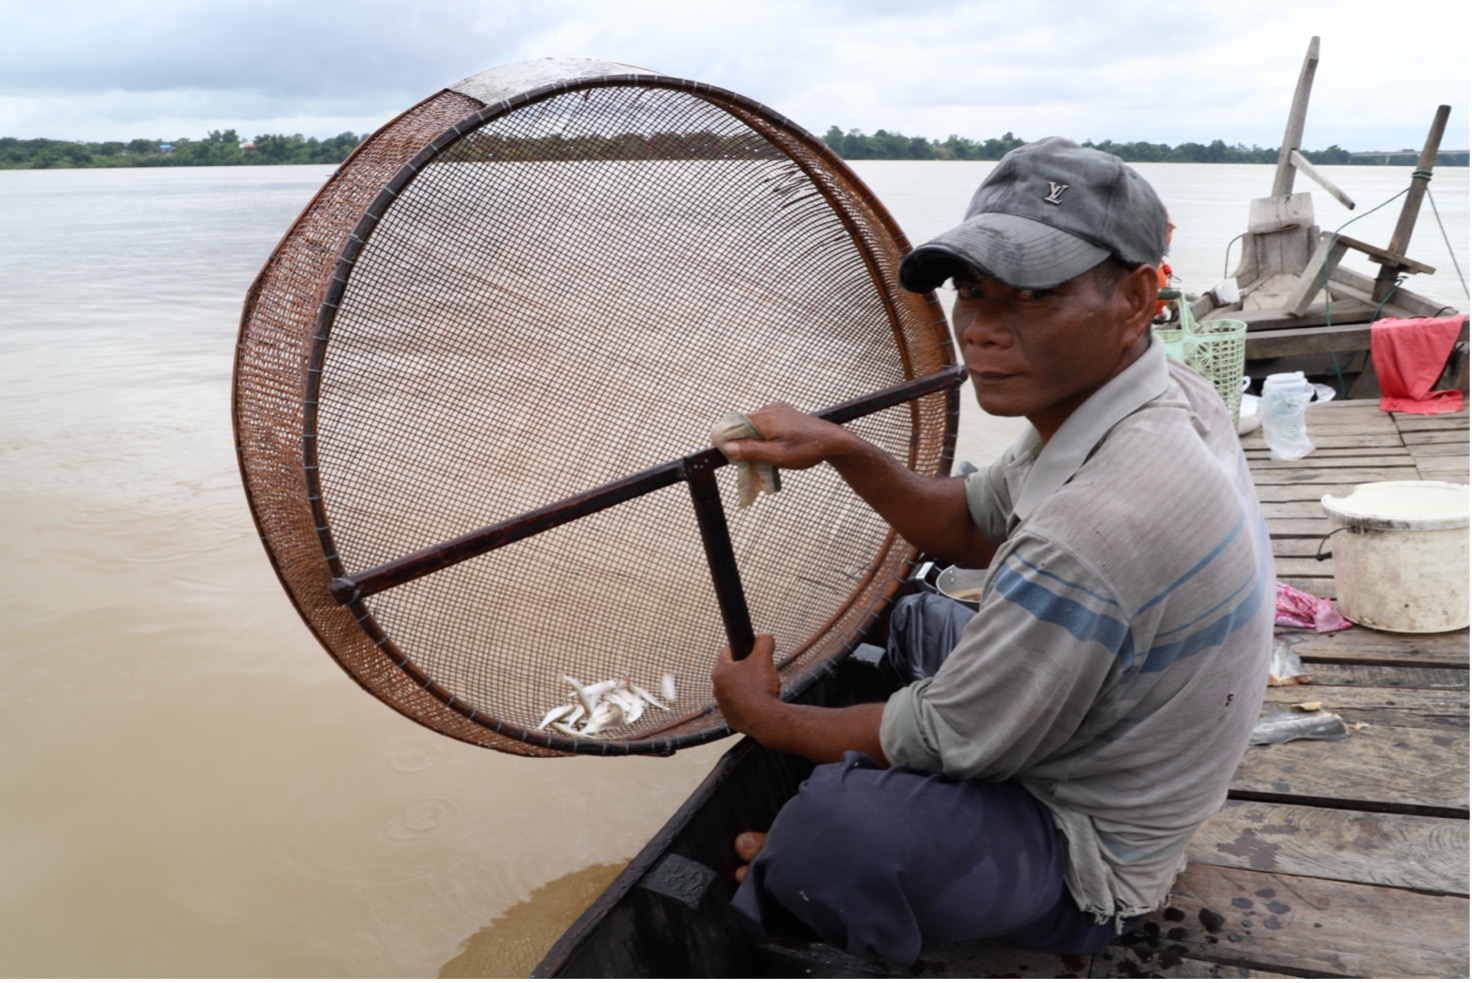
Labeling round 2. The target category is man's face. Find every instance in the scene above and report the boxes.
[950,263,1147,442]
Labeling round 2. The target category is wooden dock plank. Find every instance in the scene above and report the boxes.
[1269,537,1330,558]
[1262,517,1335,538]
[1413,462,1472,482]
[1260,682,1467,729]
[1157,397,1471,980]
[1407,439,1472,456]
[1246,453,1412,469]
[1269,555,1333,578]
[1275,574,1335,598]
[1394,410,1470,432]
[1091,949,1291,978]
[1248,473,1419,494]
[1401,428,1472,444]
[1242,433,1405,452]
[1260,500,1341,518]
[1281,628,1469,669]
[1121,864,1469,978]
[1417,457,1471,482]
[1188,800,1469,894]
[1296,420,1401,436]
[1231,723,1468,812]
[1298,661,1468,690]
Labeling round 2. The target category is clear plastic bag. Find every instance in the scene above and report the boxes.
[1260,371,1315,461]
[1250,708,1351,745]
[1267,637,1311,686]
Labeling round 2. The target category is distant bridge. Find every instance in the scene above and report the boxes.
[1349,150,1469,163]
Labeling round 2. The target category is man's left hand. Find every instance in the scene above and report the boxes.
[712,634,782,737]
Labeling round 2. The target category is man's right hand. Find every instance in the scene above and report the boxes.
[717,402,855,471]
[722,400,996,571]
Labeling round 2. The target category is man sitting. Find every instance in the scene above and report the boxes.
[711,137,1274,965]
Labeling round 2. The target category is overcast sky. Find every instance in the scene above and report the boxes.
[2,0,1467,153]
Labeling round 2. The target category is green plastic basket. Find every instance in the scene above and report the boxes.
[1160,299,1247,427]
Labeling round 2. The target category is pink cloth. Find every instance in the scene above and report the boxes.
[1371,315,1466,414]
[1275,581,1352,632]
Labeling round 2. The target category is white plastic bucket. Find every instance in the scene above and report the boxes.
[1320,481,1470,633]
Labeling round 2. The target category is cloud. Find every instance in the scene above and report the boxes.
[0,0,1465,151]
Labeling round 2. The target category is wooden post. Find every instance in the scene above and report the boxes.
[1272,37,1320,198]
[1375,105,1451,302]
[1289,149,1355,210]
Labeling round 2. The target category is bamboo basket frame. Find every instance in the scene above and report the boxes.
[233,60,959,756]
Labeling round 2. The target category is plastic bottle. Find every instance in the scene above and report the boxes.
[1260,371,1315,461]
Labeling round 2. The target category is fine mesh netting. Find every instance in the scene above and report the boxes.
[234,61,957,755]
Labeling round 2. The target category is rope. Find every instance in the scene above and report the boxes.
[1222,232,1246,280]
[1426,186,1470,298]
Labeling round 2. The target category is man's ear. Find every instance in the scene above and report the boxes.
[1117,263,1160,345]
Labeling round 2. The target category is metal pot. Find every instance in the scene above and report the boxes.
[913,562,989,610]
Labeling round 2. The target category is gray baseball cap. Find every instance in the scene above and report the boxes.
[899,137,1167,292]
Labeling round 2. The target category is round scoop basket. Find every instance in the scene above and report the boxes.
[233,59,959,756]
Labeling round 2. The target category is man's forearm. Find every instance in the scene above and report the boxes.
[740,699,889,766]
[826,435,995,569]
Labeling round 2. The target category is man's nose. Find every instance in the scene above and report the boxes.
[954,303,1012,347]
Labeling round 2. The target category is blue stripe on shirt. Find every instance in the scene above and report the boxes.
[992,554,1133,654]
[1139,516,1274,673]
[1138,574,1269,673]
[1133,512,1245,619]
[995,517,1270,676]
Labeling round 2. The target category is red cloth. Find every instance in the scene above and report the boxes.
[1371,315,1466,414]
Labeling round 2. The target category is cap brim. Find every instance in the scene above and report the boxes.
[899,212,1109,293]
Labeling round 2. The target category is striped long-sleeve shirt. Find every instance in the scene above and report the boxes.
[880,337,1275,925]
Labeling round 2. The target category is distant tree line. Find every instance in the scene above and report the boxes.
[3,124,1464,169]
[454,129,774,161]
[820,126,1469,166]
[0,129,367,169]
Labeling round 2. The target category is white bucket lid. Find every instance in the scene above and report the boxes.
[1322,480,1470,531]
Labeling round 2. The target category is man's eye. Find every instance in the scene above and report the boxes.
[1017,287,1053,301]
[953,281,981,299]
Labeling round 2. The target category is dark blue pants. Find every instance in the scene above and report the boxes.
[729,594,1135,966]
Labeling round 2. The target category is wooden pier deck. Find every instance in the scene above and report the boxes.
[771,401,1470,980]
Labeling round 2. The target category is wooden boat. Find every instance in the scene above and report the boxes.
[1189,37,1467,397]
[532,39,1469,980]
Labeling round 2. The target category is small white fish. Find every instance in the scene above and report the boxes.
[580,702,622,736]
[540,670,680,739]
[580,678,626,702]
[561,673,597,717]
[628,683,669,712]
[538,703,577,730]
[607,689,644,723]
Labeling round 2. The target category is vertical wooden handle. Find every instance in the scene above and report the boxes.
[683,454,756,660]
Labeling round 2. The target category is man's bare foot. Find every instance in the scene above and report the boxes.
[733,831,766,884]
